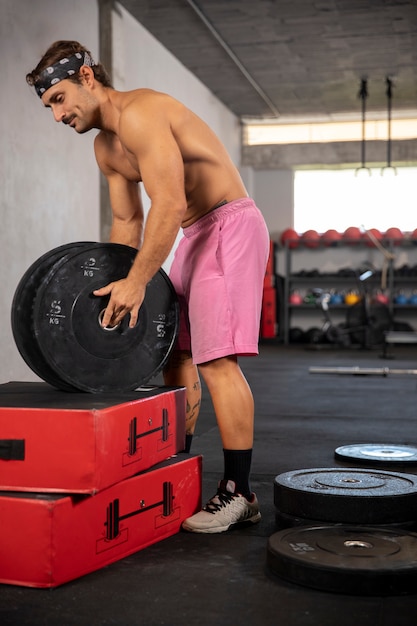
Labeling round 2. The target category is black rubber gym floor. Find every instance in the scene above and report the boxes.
[2,344,417,626]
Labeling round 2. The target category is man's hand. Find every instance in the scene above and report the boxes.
[93,277,146,329]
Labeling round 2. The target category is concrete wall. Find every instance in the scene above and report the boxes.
[243,139,417,171]
[252,170,294,238]
[1,0,101,384]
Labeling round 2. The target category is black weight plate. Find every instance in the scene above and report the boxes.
[33,243,179,393]
[335,443,417,466]
[274,468,417,524]
[11,242,92,391]
[267,525,417,596]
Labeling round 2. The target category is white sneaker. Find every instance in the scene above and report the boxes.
[182,479,261,534]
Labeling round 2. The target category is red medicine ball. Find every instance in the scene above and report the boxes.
[385,227,403,245]
[280,228,300,249]
[342,226,361,244]
[301,229,320,248]
[321,229,342,246]
[362,228,383,247]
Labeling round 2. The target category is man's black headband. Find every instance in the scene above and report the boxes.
[34,51,95,97]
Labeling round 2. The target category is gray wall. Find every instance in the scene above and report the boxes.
[1,0,101,384]
[252,170,294,239]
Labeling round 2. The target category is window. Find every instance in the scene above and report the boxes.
[294,168,417,234]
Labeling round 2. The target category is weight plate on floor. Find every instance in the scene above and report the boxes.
[274,468,417,524]
[33,243,179,393]
[335,444,417,466]
[267,525,417,596]
[11,242,92,391]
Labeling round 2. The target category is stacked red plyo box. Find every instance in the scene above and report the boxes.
[0,381,202,588]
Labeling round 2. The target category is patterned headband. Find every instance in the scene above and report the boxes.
[34,51,95,97]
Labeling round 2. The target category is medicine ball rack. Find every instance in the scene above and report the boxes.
[281,238,417,346]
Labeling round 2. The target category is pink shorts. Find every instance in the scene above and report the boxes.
[169,198,270,364]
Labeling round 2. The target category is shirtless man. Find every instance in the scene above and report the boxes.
[26,41,270,533]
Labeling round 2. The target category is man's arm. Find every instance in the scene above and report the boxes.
[94,98,187,329]
[95,132,145,248]
[107,172,144,249]
[121,98,188,285]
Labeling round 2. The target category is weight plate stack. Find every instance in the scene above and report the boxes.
[267,525,417,596]
[273,467,417,525]
[11,242,179,393]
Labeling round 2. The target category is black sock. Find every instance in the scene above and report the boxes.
[223,448,252,499]
[182,434,193,453]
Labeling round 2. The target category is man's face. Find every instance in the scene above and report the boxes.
[41,78,98,134]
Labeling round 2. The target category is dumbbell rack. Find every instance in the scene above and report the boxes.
[0,381,202,588]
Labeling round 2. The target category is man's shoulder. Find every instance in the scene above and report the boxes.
[121,88,166,105]
[120,88,181,114]
[119,90,182,131]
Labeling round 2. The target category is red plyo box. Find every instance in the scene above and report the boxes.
[0,382,186,493]
[0,454,202,588]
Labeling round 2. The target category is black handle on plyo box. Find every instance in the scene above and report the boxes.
[104,481,174,540]
[128,408,170,456]
[0,439,25,460]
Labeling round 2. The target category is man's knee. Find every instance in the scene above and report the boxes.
[198,355,239,384]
